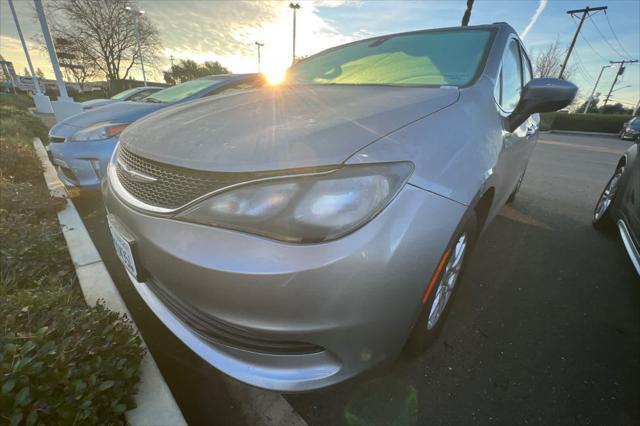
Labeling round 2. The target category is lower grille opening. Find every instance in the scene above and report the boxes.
[59,166,78,183]
[148,280,324,355]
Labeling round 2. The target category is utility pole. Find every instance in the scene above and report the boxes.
[255,42,264,72]
[125,6,147,86]
[559,6,608,80]
[289,3,300,65]
[603,60,638,107]
[633,99,639,116]
[170,55,175,69]
[583,64,612,113]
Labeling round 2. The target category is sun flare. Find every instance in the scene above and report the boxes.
[264,68,287,85]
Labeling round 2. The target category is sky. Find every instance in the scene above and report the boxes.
[1,0,638,108]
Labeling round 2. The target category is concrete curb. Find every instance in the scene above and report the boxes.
[33,138,187,426]
[544,130,618,137]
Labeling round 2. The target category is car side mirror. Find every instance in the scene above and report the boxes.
[508,78,577,132]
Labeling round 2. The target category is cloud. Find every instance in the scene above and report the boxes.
[520,0,548,40]
[0,35,54,79]
[138,0,361,77]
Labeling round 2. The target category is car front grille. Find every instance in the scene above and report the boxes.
[115,145,240,209]
[115,145,335,210]
[148,280,324,355]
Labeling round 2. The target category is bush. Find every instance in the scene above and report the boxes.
[0,105,49,143]
[0,288,144,425]
[0,93,34,110]
[540,112,634,133]
[0,95,145,425]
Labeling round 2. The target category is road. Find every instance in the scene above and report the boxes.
[73,133,639,426]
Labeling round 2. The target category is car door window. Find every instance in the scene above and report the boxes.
[500,39,523,111]
[129,89,154,101]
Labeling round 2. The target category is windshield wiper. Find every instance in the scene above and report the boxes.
[143,98,162,103]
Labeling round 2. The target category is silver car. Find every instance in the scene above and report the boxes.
[103,23,576,391]
[81,86,164,111]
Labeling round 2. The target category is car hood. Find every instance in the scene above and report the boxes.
[50,101,166,138]
[121,85,459,172]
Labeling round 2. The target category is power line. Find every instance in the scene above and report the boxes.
[571,15,608,62]
[603,12,634,59]
[603,59,639,106]
[588,15,626,59]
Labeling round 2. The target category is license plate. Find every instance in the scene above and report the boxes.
[107,215,139,280]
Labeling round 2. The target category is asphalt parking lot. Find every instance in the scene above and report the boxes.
[73,132,639,426]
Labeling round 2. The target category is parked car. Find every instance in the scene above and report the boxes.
[619,117,640,140]
[82,86,164,111]
[593,135,640,275]
[48,74,262,190]
[103,23,576,391]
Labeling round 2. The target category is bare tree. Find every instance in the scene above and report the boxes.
[56,37,97,91]
[461,0,474,26]
[44,0,161,85]
[532,39,575,80]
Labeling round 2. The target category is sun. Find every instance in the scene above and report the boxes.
[264,68,287,85]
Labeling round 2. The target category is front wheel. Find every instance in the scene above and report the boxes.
[404,213,477,356]
[593,166,624,229]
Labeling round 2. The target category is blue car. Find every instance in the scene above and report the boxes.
[48,74,262,190]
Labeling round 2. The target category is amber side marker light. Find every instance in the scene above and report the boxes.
[421,248,452,304]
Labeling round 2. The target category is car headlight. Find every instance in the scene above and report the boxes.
[176,162,413,243]
[69,122,130,142]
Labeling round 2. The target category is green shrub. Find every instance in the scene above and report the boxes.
[540,112,633,133]
[1,178,75,291]
[0,105,49,143]
[0,93,34,110]
[0,139,43,181]
[0,288,145,426]
[1,91,145,425]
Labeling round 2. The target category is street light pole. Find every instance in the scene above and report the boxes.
[125,6,147,86]
[583,65,611,113]
[34,0,69,100]
[8,0,41,95]
[255,41,264,73]
[289,3,300,65]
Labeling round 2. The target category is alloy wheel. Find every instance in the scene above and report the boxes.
[427,233,468,330]
[594,168,623,222]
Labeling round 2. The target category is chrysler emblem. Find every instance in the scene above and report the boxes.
[117,159,158,184]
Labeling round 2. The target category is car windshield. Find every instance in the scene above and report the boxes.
[110,87,141,100]
[143,80,219,103]
[630,119,640,129]
[287,29,492,87]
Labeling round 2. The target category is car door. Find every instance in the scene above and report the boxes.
[494,37,529,204]
[620,146,640,246]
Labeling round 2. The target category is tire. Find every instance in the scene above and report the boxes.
[507,171,525,204]
[593,165,624,230]
[404,212,477,356]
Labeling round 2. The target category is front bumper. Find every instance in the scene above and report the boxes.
[49,137,119,189]
[103,175,466,391]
